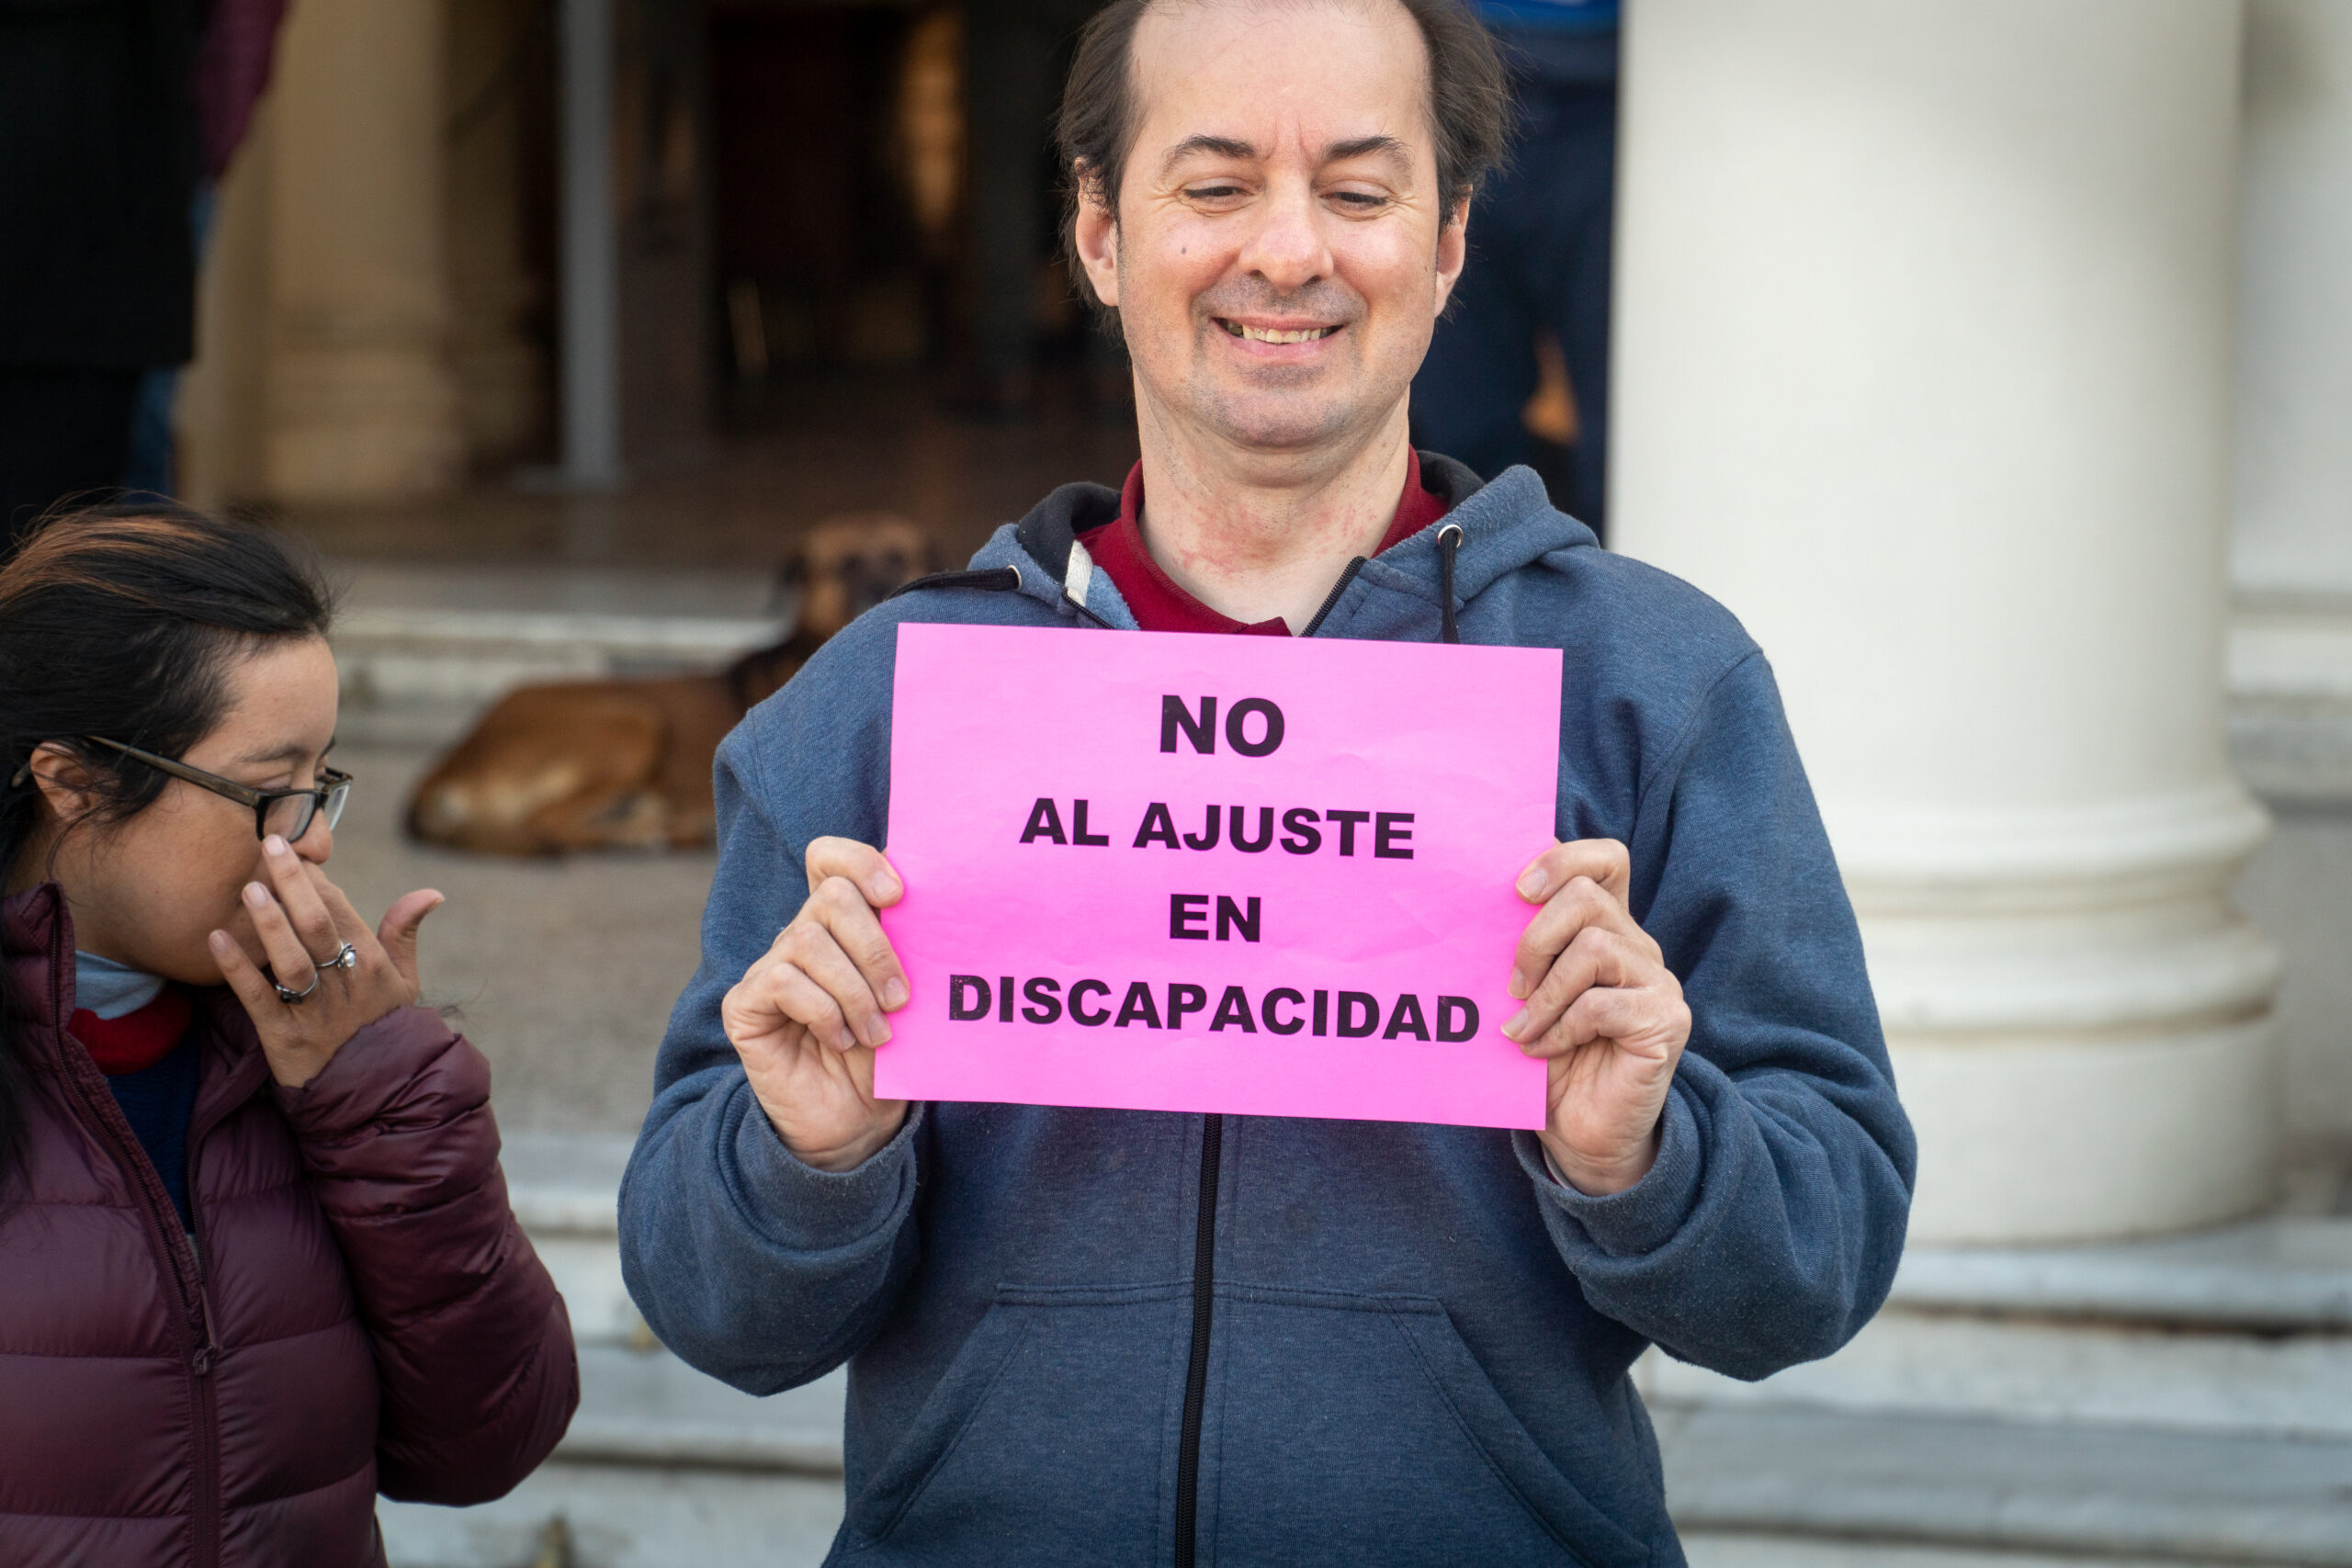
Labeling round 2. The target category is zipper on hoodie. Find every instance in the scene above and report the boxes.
[1167,555,1367,1562]
[1169,545,1387,1559]
[1301,558,1367,638]
[1172,1112,1223,1568]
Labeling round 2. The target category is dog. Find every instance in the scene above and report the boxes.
[405,514,934,854]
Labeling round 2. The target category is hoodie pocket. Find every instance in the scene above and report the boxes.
[838,1282,1190,1565]
[1206,1284,1651,1568]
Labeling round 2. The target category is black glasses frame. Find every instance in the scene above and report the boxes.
[83,736,352,842]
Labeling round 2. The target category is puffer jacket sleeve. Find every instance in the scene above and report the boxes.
[276,1007,580,1504]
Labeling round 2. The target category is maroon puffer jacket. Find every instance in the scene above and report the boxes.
[0,884,579,1567]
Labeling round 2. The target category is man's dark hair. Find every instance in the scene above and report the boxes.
[1055,0,1510,315]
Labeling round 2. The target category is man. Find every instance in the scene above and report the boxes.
[620,1,1914,1562]
[1413,0,1619,529]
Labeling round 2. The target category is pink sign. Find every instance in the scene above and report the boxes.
[876,623,1564,1129]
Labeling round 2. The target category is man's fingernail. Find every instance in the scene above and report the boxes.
[1506,970,1528,1000]
[1518,868,1547,899]
[1503,1008,1531,1040]
[265,835,288,856]
[244,882,268,906]
[883,978,909,1010]
[872,1019,893,1045]
[208,930,230,949]
[875,873,902,900]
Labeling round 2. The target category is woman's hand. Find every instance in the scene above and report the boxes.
[208,833,444,1089]
[1504,839,1691,1196]
[721,837,911,1173]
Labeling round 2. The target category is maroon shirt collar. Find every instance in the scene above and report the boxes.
[1082,448,1452,636]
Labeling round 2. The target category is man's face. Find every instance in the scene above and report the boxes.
[1078,0,1466,459]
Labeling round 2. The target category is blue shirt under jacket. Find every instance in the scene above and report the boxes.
[618,457,1917,1568]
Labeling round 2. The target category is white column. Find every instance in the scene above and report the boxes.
[2230,2,2352,803]
[261,0,464,503]
[1611,0,2279,1243]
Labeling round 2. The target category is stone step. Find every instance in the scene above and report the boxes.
[1683,1539,2263,1568]
[555,1344,844,1475]
[1645,1218,2352,1445]
[379,1345,846,1566]
[1888,1215,2352,1329]
[325,560,791,741]
[379,1462,844,1568]
[503,1134,643,1348]
[2232,592,2352,803]
[1648,1303,2352,1445]
[1661,1403,2352,1568]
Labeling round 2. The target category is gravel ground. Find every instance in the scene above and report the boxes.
[325,741,721,1134]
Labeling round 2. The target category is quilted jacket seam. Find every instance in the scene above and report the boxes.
[306,1169,498,1225]
[0,1505,196,1522]
[220,1457,377,1512]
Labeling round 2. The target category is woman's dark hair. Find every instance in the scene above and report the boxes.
[1055,0,1511,320]
[0,501,335,1201]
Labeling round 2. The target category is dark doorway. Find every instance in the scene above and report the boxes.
[709,3,944,404]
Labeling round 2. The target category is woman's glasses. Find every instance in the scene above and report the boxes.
[82,736,353,843]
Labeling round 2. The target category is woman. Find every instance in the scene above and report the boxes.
[0,502,577,1564]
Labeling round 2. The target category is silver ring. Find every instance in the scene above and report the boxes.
[325,941,359,973]
[274,972,321,1005]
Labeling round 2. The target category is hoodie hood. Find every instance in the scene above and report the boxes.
[955,457,1598,639]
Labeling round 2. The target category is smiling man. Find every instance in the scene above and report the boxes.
[619,3,1916,1564]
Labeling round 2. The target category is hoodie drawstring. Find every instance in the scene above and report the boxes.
[1436,524,1463,645]
[888,566,1023,601]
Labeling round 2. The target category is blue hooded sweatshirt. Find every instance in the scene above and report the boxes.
[619,457,1917,1568]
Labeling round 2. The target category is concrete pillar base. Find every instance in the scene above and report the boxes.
[1841,787,2279,1242]
[1895,1027,2278,1243]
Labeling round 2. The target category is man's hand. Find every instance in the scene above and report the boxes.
[722,838,912,1172]
[1504,839,1690,1196]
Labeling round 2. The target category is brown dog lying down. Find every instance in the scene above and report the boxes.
[405,514,934,854]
